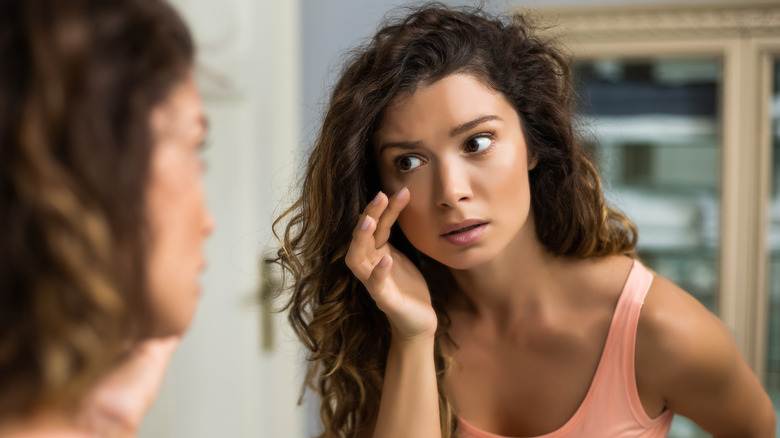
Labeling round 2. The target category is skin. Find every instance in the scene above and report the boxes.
[0,72,214,438]
[146,72,214,337]
[347,73,775,437]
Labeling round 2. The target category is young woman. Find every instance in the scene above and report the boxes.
[273,4,776,438]
[0,0,213,436]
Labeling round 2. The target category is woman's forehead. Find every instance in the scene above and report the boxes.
[375,74,513,141]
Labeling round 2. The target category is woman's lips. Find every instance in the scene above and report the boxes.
[440,221,488,246]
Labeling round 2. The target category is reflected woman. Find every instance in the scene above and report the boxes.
[0,0,213,436]
[273,4,776,437]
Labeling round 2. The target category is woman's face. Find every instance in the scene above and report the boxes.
[374,73,535,270]
[145,73,213,337]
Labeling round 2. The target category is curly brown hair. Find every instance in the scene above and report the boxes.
[272,3,637,437]
[0,0,193,420]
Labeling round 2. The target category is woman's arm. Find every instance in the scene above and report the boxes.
[373,335,440,438]
[636,276,776,437]
[346,189,442,438]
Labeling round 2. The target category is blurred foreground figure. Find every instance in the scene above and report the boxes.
[0,0,213,436]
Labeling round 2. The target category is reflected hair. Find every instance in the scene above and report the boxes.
[272,3,637,437]
[0,0,193,419]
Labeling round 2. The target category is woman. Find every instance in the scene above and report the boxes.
[273,4,776,438]
[0,0,212,436]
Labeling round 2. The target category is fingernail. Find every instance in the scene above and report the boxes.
[371,192,383,206]
[379,254,390,267]
[360,216,371,231]
[395,187,409,200]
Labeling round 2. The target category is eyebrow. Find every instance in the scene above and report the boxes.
[450,115,502,137]
[377,114,502,155]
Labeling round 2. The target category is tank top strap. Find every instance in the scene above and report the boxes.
[611,260,654,346]
[456,260,673,437]
[604,259,663,425]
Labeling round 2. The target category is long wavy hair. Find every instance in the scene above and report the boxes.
[0,0,193,420]
[272,4,637,437]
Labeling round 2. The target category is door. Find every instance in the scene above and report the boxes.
[138,0,305,436]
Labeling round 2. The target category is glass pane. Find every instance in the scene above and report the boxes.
[573,58,721,438]
[766,57,780,437]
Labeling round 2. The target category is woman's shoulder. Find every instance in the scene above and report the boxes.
[561,254,634,302]
[633,272,741,409]
[636,273,733,377]
[634,270,776,434]
[1,431,93,438]
[0,420,93,438]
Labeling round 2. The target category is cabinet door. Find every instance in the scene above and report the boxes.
[574,57,720,438]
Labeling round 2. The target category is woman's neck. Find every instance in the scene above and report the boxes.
[447,217,572,326]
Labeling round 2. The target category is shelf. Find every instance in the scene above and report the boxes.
[579,114,718,148]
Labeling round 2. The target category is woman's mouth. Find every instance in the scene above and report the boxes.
[444,223,482,234]
[440,221,488,246]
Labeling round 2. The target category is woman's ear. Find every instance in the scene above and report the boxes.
[528,152,538,171]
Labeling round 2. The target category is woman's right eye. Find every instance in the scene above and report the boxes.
[396,155,423,172]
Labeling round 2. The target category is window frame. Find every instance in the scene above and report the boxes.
[525,1,780,380]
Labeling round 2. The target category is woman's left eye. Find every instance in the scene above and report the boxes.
[465,135,492,153]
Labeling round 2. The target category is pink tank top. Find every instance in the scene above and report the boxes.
[456,260,674,438]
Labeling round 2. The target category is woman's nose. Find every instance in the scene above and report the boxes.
[435,161,472,208]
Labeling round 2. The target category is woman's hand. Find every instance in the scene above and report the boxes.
[345,188,438,341]
[77,336,179,438]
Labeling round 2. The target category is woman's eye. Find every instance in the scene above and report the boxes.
[396,155,423,172]
[465,135,492,153]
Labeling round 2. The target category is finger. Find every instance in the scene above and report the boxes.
[350,191,388,240]
[346,191,387,279]
[374,187,410,247]
[345,214,378,281]
[365,253,395,310]
[363,191,389,223]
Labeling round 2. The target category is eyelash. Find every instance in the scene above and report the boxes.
[391,132,497,173]
[465,132,496,155]
[393,154,425,173]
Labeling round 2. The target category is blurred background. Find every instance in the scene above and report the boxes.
[138,0,780,437]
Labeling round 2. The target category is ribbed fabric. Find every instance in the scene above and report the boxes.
[457,260,673,438]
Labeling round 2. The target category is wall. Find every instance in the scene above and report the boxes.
[300,0,739,147]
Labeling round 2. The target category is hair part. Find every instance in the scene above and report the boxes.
[272,3,637,437]
[0,0,193,419]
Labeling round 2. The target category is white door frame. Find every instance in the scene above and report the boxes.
[139,0,304,436]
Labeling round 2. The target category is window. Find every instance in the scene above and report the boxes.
[530,2,780,436]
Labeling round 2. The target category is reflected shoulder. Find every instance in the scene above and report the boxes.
[636,275,776,436]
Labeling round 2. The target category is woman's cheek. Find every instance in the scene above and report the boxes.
[397,194,429,235]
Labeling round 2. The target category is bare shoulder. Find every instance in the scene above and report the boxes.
[563,254,634,302]
[635,272,776,436]
[636,274,733,385]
